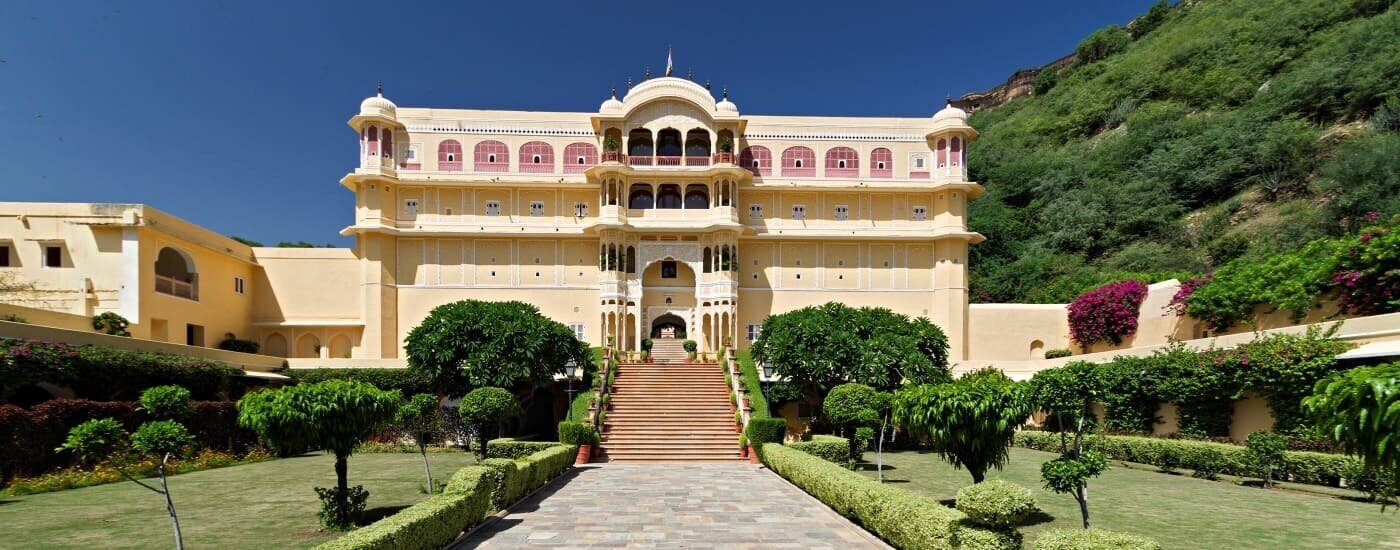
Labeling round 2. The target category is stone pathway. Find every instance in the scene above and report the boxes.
[450,463,888,549]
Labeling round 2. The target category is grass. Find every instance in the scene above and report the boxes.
[858,447,1400,549]
[0,451,478,549]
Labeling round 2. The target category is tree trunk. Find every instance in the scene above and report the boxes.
[159,455,185,550]
[419,442,435,493]
[335,453,348,494]
[876,415,886,483]
[1076,483,1091,529]
[971,469,985,484]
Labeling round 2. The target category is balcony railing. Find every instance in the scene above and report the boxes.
[155,275,198,301]
[685,156,710,167]
[438,161,462,172]
[628,156,653,166]
[782,167,816,177]
[602,150,621,163]
[870,168,892,178]
[656,156,681,166]
[519,163,554,174]
[826,167,858,178]
[713,152,734,164]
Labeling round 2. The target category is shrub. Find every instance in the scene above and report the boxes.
[557,421,598,446]
[1034,528,1160,550]
[287,368,434,395]
[56,418,126,465]
[485,439,564,460]
[1075,25,1131,63]
[955,480,1037,529]
[1067,280,1148,346]
[823,383,887,466]
[520,444,576,492]
[1244,430,1289,487]
[317,465,495,550]
[744,417,787,445]
[477,458,525,510]
[458,388,520,460]
[0,338,242,402]
[91,312,131,336]
[760,443,1015,549]
[1014,431,1361,487]
[1304,362,1400,495]
[216,335,260,354]
[682,340,697,353]
[1043,349,1071,359]
[139,385,192,421]
[788,435,849,465]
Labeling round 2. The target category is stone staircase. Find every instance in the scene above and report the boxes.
[598,359,740,462]
[648,337,689,363]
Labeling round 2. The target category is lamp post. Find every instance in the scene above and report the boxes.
[565,359,578,420]
[761,361,774,379]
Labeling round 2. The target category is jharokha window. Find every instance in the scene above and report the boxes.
[740,146,772,176]
[474,140,509,172]
[437,140,463,171]
[519,141,554,173]
[661,260,678,279]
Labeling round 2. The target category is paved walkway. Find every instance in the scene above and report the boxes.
[451,463,888,549]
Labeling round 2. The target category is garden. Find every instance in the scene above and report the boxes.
[0,299,596,549]
[749,301,1399,549]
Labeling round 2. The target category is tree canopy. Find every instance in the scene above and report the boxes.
[458,387,521,460]
[751,302,950,396]
[405,300,592,395]
[1303,363,1400,501]
[822,383,888,466]
[893,368,1031,483]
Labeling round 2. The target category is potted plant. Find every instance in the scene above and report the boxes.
[738,434,749,459]
[683,340,698,362]
[603,136,621,162]
[733,410,743,433]
[641,338,654,363]
[716,136,734,164]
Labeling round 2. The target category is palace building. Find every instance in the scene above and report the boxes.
[0,73,999,363]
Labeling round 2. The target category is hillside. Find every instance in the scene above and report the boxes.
[967,0,1399,303]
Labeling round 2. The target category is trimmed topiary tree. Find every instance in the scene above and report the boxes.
[395,393,442,493]
[458,388,521,461]
[822,383,886,468]
[557,421,599,446]
[1029,361,1107,528]
[955,479,1037,529]
[236,380,401,529]
[893,368,1031,483]
[1034,527,1161,550]
[404,300,591,396]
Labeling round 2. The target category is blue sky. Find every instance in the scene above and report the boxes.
[0,0,1158,246]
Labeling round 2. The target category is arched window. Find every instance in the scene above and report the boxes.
[824,147,859,177]
[656,184,682,209]
[519,141,554,173]
[382,130,393,159]
[154,247,199,300]
[781,146,816,177]
[626,246,636,274]
[366,126,379,156]
[474,140,509,172]
[656,129,682,158]
[702,247,712,273]
[628,183,654,209]
[438,140,463,171]
[950,137,962,167]
[936,138,948,168]
[264,333,288,358]
[740,146,772,176]
[627,129,654,157]
[870,147,893,178]
[684,184,709,209]
[684,129,710,157]
[563,142,598,174]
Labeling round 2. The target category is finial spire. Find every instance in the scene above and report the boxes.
[610,86,617,98]
[626,77,633,90]
[722,87,728,100]
[377,81,383,96]
[687,67,693,80]
[704,79,712,90]
[946,93,952,105]
[644,66,651,79]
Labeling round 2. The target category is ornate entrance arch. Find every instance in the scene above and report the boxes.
[650,313,686,338]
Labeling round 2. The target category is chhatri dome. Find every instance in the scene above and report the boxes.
[931,99,968,124]
[715,87,738,114]
[359,82,397,118]
[600,87,624,114]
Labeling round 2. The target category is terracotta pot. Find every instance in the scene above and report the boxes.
[576,444,592,465]
[748,446,761,464]
[739,445,749,459]
[733,423,741,433]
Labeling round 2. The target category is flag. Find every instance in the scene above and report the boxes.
[665,47,673,77]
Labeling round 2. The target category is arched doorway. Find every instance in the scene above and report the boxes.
[651,313,686,339]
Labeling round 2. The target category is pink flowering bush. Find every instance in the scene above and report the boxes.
[1332,213,1399,315]
[1068,280,1149,346]
[1164,275,1211,316]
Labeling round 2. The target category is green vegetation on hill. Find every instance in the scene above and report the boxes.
[968,0,1400,303]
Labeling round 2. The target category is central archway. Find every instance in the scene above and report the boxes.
[650,313,686,339]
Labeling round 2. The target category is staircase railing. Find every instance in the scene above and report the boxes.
[588,346,614,429]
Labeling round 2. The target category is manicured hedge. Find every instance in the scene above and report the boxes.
[1033,528,1160,550]
[318,466,494,550]
[955,480,1037,529]
[788,435,849,465]
[745,417,787,444]
[485,438,564,459]
[286,368,434,396]
[735,349,770,418]
[0,338,245,401]
[1015,431,1358,486]
[319,443,578,550]
[761,443,1017,549]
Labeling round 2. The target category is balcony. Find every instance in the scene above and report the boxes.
[685,157,710,167]
[155,275,198,301]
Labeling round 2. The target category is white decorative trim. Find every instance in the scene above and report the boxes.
[119,228,140,322]
[405,125,597,137]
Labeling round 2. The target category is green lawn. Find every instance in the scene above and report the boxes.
[859,448,1400,549]
[0,452,477,549]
